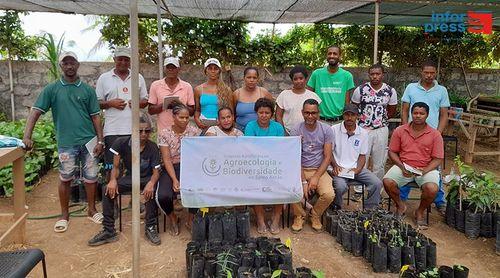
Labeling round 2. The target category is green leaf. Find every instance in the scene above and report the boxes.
[271,270,282,278]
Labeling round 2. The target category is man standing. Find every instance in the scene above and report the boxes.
[400,60,450,214]
[351,64,397,180]
[148,57,195,132]
[290,99,334,232]
[307,45,355,124]
[95,47,148,174]
[330,104,382,210]
[23,51,104,233]
[383,102,443,229]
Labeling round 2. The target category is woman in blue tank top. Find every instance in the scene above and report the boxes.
[194,58,233,130]
[233,67,274,131]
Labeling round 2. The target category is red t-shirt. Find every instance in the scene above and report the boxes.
[389,123,444,168]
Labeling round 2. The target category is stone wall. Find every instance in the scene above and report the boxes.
[0,61,498,120]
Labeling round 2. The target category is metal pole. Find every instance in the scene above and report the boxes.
[156,1,164,79]
[8,58,15,120]
[373,0,380,64]
[129,0,140,276]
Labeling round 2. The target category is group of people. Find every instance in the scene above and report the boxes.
[21,44,450,247]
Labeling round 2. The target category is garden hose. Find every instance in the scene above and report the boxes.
[26,203,130,220]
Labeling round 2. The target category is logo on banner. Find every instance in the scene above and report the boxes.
[424,11,493,35]
[202,158,221,176]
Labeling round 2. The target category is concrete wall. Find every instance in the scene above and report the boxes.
[0,61,498,120]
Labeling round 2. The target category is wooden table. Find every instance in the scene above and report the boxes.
[0,147,26,247]
[448,111,500,164]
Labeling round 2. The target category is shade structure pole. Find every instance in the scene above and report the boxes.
[129,0,141,277]
[373,0,380,64]
[156,1,164,79]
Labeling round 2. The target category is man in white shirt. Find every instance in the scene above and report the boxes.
[95,47,149,174]
[330,104,382,209]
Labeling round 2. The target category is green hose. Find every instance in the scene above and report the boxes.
[26,203,130,220]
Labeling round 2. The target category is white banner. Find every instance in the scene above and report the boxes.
[180,136,303,207]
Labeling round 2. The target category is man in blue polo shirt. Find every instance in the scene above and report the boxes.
[400,60,450,215]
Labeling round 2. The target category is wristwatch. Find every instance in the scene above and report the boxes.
[97,141,105,146]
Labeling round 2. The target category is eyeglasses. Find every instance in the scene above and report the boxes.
[139,129,152,134]
[303,111,319,116]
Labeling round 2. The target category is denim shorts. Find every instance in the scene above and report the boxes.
[58,145,99,183]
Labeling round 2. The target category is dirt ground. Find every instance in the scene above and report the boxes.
[1,136,499,278]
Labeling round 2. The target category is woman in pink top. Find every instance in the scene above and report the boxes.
[156,101,200,235]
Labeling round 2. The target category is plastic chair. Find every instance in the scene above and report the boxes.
[0,249,47,278]
[345,180,366,210]
[118,193,166,233]
[442,135,458,169]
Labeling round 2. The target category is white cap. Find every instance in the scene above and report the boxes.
[114,47,131,58]
[204,58,221,68]
[163,57,180,67]
[59,51,78,63]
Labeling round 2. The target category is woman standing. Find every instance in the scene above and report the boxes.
[194,58,233,130]
[276,65,321,134]
[156,101,201,235]
[244,98,285,235]
[234,67,273,131]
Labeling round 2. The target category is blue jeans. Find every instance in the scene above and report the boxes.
[399,172,445,207]
[332,168,382,209]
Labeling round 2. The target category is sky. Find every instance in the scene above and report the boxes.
[19,12,296,62]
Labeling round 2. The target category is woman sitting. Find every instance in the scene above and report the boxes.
[156,101,201,235]
[205,107,243,137]
[244,98,285,234]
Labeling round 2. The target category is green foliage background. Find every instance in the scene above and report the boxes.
[95,16,498,71]
[0,10,40,60]
[0,118,58,196]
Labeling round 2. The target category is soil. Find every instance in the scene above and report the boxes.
[1,140,499,278]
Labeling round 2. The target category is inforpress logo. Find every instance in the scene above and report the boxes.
[424,11,493,35]
[467,11,493,34]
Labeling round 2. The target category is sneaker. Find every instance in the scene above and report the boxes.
[350,193,362,203]
[145,225,161,245]
[88,229,118,246]
[310,210,322,231]
[291,216,304,233]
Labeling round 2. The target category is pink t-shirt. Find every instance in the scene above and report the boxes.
[157,125,201,164]
[148,78,195,131]
[389,123,444,168]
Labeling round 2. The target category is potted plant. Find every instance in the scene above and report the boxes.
[453,264,469,278]
[465,170,499,239]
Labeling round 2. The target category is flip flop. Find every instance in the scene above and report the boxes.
[88,212,104,224]
[269,222,280,235]
[414,211,428,230]
[54,219,69,233]
[257,225,268,234]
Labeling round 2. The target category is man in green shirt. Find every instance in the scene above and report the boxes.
[23,51,104,233]
[307,45,355,122]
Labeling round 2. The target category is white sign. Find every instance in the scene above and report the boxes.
[180,136,303,208]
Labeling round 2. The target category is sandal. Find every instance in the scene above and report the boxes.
[270,223,280,235]
[414,211,428,230]
[54,219,69,233]
[257,224,268,235]
[88,212,104,224]
[171,218,180,236]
